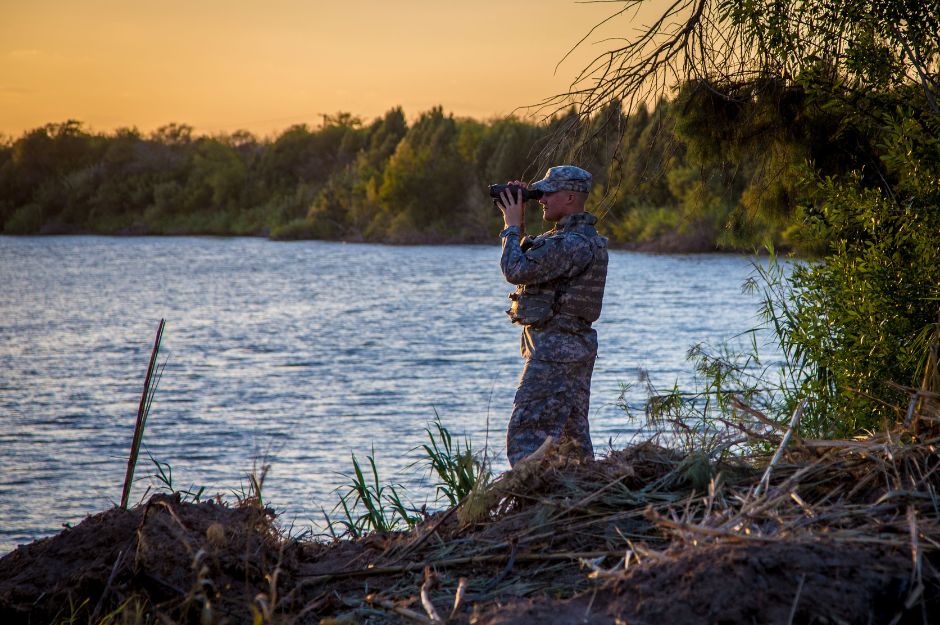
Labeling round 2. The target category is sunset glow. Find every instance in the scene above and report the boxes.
[0,0,669,138]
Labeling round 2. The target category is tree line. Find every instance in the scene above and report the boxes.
[0,99,831,251]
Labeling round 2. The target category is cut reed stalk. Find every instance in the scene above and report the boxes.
[120,319,165,509]
[367,594,437,625]
[302,550,624,581]
[755,399,806,497]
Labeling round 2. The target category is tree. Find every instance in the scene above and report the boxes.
[546,0,937,119]
[557,0,940,433]
[377,107,470,241]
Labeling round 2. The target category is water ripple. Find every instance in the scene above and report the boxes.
[0,236,772,554]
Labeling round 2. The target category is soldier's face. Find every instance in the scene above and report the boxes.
[539,190,569,222]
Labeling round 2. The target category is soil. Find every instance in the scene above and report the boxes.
[473,541,918,625]
[2,444,937,625]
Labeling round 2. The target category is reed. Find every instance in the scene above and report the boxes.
[233,460,269,508]
[121,319,166,509]
[329,447,421,538]
[325,417,489,539]
[146,452,205,503]
[418,413,486,506]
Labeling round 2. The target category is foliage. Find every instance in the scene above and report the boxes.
[146,452,206,503]
[779,115,940,433]
[687,160,940,438]
[330,448,422,538]
[419,413,485,506]
[629,107,940,437]
[0,104,816,251]
[548,0,937,124]
[376,107,470,241]
[567,0,940,435]
[327,418,490,539]
[233,460,270,508]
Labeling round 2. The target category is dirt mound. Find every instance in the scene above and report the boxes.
[476,541,917,625]
[0,494,284,625]
[2,434,939,625]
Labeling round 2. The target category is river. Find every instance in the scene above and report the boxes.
[0,236,772,553]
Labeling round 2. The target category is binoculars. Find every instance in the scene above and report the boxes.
[488,184,544,202]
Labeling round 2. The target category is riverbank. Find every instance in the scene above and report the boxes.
[2,429,937,625]
[2,227,786,255]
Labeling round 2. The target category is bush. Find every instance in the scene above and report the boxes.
[4,203,43,234]
[269,218,319,240]
[696,111,940,438]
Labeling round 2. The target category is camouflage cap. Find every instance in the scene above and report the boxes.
[530,165,592,194]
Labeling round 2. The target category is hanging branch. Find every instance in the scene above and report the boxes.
[530,0,939,160]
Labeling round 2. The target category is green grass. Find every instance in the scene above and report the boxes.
[328,447,421,538]
[419,413,483,506]
[326,416,491,538]
[146,452,206,503]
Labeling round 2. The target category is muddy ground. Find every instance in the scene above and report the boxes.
[1,442,937,625]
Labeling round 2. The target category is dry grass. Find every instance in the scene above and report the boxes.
[4,354,940,624]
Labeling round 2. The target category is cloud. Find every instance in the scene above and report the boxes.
[0,85,36,95]
[7,49,41,58]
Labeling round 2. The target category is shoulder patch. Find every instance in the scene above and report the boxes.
[525,237,557,259]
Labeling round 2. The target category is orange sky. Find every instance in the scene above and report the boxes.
[1,0,669,138]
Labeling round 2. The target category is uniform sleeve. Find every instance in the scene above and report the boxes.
[500,230,593,286]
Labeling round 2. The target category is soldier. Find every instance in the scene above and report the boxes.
[496,165,608,467]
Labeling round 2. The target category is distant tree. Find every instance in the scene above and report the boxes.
[185,139,246,210]
[377,107,470,241]
[151,123,194,146]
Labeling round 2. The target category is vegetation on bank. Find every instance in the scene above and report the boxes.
[532,0,940,439]
[0,95,859,252]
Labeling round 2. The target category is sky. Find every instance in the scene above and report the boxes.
[0,0,670,139]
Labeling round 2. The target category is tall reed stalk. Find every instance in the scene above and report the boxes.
[120,319,166,509]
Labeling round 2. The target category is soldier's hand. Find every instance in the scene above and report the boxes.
[499,180,527,228]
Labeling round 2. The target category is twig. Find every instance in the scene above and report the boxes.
[302,550,623,580]
[731,396,786,432]
[420,566,443,623]
[799,439,873,449]
[651,512,781,542]
[450,577,468,621]
[718,462,820,532]
[754,400,806,497]
[481,539,519,592]
[367,594,437,625]
[89,549,126,623]
[787,574,806,625]
[389,502,462,565]
[550,472,634,519]
[906,505,924,611]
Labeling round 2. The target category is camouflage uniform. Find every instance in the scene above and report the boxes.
[499,166,608,466]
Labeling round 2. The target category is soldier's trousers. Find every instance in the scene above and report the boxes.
[507,356,595,467]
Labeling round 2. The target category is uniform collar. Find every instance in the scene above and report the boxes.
[554,212,597,231]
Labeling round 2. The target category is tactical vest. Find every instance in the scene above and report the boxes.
[557,228,608,322]
[508,220,608,327]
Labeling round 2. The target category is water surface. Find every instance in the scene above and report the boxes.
[0,236,768,553]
